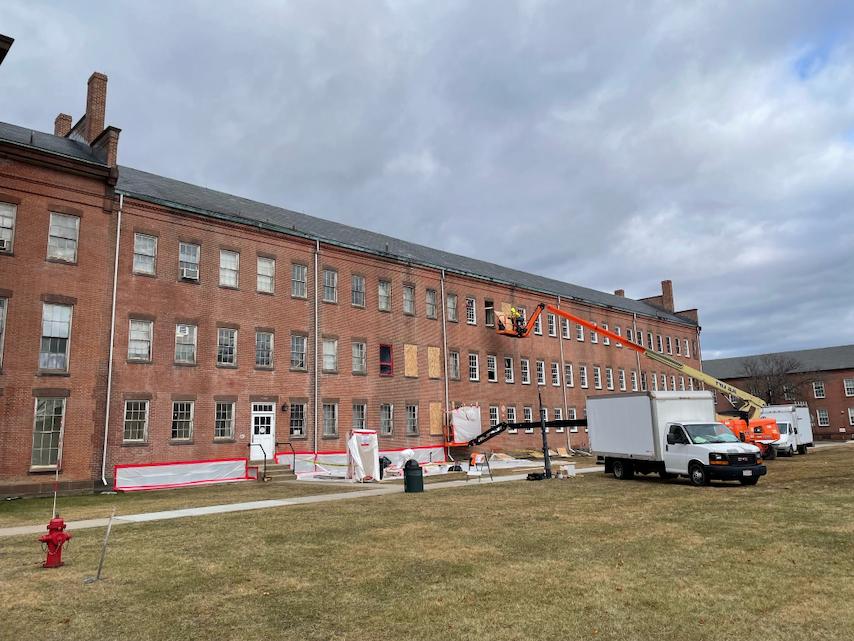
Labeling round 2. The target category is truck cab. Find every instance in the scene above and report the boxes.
[664,422,767,485]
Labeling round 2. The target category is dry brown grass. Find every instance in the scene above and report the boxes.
[1,446,852,641]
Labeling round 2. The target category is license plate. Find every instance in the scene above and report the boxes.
[743,470,752,477]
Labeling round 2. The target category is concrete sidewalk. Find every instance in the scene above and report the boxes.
[0,466,604,538]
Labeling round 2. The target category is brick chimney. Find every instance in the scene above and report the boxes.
[54,113,72,137]
[660,280,674,312]
[84,72,108,144]
[614,289,625,297]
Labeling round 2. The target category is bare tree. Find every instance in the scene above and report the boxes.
[739,354,810,404]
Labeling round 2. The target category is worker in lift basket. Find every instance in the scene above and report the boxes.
[508,307,525,335]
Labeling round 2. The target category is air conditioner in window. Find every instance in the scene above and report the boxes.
[176,325,190,337]
[0,239,8,251]
[180,265,199,281]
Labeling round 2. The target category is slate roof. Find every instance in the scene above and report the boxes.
[0,121,106,165]
[0,120,695,325]
[704,345,854,379]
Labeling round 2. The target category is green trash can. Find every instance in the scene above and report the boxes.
[403,459,424,493]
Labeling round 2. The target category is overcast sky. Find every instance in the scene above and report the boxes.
[2,1,853,358]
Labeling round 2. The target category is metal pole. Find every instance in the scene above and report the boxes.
[538,387,552,478]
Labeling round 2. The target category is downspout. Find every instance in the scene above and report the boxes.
[557,296,570,451]
[439,269,450,459]
[313,239,320,462]
[632,312,642,390]
[100,193,123,487]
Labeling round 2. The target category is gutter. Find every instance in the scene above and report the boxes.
[313,239,320,463]
[101,193,123,486]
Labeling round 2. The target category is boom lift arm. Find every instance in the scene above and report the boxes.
[497,303,766,420]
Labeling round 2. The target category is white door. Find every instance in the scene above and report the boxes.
[663,423,692,474]
[250,403,275,461]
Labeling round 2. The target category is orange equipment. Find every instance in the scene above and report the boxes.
[720,417,780,459]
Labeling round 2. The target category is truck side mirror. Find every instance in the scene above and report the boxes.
[666,433,676,445]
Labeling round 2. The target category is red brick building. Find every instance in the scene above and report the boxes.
[704,345,854,441]
[0,71,703,495]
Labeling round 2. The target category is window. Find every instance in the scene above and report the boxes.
[813,381,826,399]
[219,250,239,287]
[0,298,5,368]
[576,324,584,341]
[647,332,654,350]
[379,344,394,376]
[377,280,391,311]
[351,274,365,307]
[217,328,237,366]
[564,363,574,387]
[449,351,460,379]
[561,318,570,339]
[322,337,338,372]
[40,303,72,371]
[580,366,588,388]
[426,289,437,319]
[613,326,622,347]
[255,331,273,368]
[551,362,560,386]
[602,323,610,345]
[489,405,499,427]
[31,398,66,468]
[671,375,677,391]
[675,337,682,355]
[0,202,16,252]
[540,408,548,424]
[123,400,149,442]
[554,408,564,432]
[626,328,634,343]
[133,233,157,274]
[683,339,690,358]
[174,324,197,364]
[353,403,367,430]
[466,297,476,325]
[47,213,79,262]
[290,403,306,437]
[590,325,598,344]
[469,353,479,381]
[291,264,307,298]
[504,357,514,383]
[447,293,458,321]
[688,377,694,391]
[506,406,517,433]
[845,379,854,397]
[636,330,644,346]
[380,404,394,435]
[521,358,530,384]
[406,404,419,435]
[352,341,367,374]
[680,376,686,391]
[484,300,495,327]
[523,406,534,432]
[641,371,648,391]
[128,319,153,361]
[257,257,275,293]
[656,335,663,353]
[618,369,626,391]
[178,242,200,280]
[215,402,235,439]
[593,366,602,389]
[660,374,667,390]
[322,403,338,436]
[606,367,614,390]
[631,370,639,391]
[171,401,194,440]
[536,360,546,385]
[403,284,415,315]
[817,408,830,427]
[665,336,672,354]
[533,315,542,335]
[568,407,578,432]
[291,334,307,369]
[323,269,338,303]
[547,314,557,337]
[486,355,497,382]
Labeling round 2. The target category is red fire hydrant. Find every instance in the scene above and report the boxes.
[38,517,72,568]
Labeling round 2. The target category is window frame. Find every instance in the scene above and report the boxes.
[425,288,437,319]
[171,400,194,441]
[47,212,80,263]
[535,359,546,385]
[289,402,307,437]
[215,401,236,440]
[290,334,307,370]
[174,323,198,365]
[39,303,73,373]
[291,263,308,298]
[255,331,274,369]
[322,268,338,303]
[484,300,495,327]
[0,201,16,253]
[504,356,514,383]
[379,344,394,377]
[486,354,498,382]
[465,297,476,325]
[448,350,461,380]
[551,361,560,387]
[219,250,240,288]
[128,318,153,362]
[123,399,150,443]
[406,404,419,435]
[31,397,66,469]
[816,408,830,427]
[813,381,826,399]
[351,274,366,308]
[216,327,238,367]
[446,293,458,322]
[178,242,200,280]
[564,362,574,387]
[403,284,415,315]
[256,256,275,294]
[133,233,157,275]
[380,403,394,435]
[322,402,338,437]
[468,352,479,381]
[521,358,531,385]
[322,337,338,373]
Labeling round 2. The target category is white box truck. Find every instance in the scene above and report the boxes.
[588,391,767,486]
[762,405,815,456]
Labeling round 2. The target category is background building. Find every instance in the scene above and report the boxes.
[704,345,854,441]
[0,71,702,495]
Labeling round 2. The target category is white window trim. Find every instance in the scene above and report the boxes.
[123,399,150,443]
[30,397,66,470]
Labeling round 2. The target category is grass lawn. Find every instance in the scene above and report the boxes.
[0,480,369,529]
[1,447,852,641]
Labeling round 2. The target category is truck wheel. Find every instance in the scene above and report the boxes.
[798,445,808,455]
[739,477,759,486]
[688,462,709,486]
[787,446,795,457]
[765,446,776,460]
[612,460,634,480]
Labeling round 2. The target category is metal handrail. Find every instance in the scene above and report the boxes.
[247,443,267,481]
[276,441,296,473]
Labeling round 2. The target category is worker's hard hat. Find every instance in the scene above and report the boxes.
[510,307,517,313]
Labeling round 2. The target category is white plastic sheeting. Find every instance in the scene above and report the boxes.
[276,444,446,479]
[347,430,380,482]
[114,458,248,491]
[448,405,483,445]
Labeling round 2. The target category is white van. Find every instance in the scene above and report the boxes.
[762,405,815,455]
[588,391,766,486]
